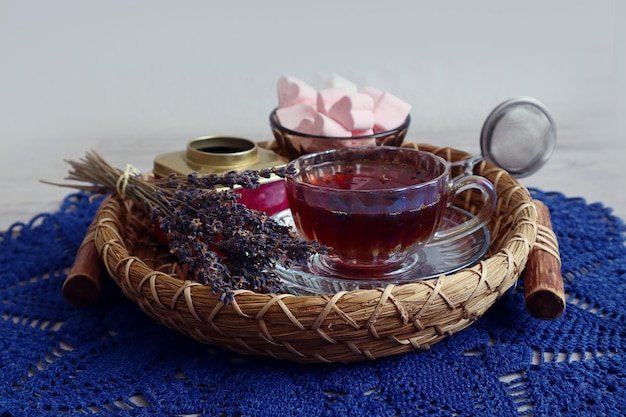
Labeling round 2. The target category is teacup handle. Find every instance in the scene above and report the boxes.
[431,175,497,242]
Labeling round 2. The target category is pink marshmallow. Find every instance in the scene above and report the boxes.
[360,87,384,106]
[328,93,375,131]
[311,113,352,137]
[294,117,316,135]
[339,139,378,148]
[294,138,325,154]
[276,75,317,108]
[316,87,350,115]
[287,118,317,152]
[275,101,316,131]
[352,129,374,137]
[298,137,376,154]
[370,92,411,133]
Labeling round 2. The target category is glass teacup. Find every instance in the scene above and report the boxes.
[284,146,497,279]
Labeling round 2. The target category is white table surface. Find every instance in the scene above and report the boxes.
[1,1,625,230]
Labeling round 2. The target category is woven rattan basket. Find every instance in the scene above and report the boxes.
[92,143,538,364]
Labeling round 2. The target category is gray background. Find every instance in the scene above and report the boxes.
[1,0,624,227]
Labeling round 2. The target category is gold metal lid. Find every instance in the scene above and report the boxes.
[153,136,287,179]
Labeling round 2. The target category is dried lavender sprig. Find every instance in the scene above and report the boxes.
[43,151,290,216]
[44,151,324,302]
[155,176,326,303]
[42,151,176,217]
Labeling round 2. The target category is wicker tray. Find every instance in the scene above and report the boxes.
[92,143,538,363]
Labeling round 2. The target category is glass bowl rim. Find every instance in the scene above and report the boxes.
[269,108,411,140]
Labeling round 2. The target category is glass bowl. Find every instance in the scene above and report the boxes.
[269,108,410,159]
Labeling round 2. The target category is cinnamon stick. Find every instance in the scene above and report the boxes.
[524,200,565,320]
[62,217,104,307]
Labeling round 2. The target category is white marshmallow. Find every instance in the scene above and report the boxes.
[326,74,358,94]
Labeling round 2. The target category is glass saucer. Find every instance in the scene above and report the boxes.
[271,206,490,295]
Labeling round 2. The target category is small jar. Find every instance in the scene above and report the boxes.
[153,136,288,215]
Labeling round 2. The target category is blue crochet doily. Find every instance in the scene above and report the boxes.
[0,189,625,417]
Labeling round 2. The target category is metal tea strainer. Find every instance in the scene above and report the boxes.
[457,96,557,178]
